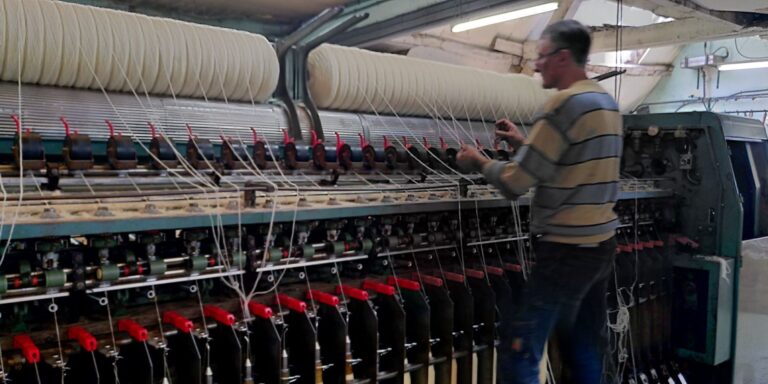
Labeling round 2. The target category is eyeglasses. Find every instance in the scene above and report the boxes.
[536,47,564,61]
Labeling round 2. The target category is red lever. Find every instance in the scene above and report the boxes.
[282,129,294,144]
[60,116,71,136]
[148,122,157,138]
[675,236,700,249]
[443,271,465,283]
[11,114,21,134]
[307,290,340,307]
[336,285,369,301]
[185,123,196,139]
[248,301,274,319]
[439,137,448,150]
[475,138,483,150]
[383,135,392,149]
[203,305,236,326]
[358,133,368,149]
[423,137,431,149]
[486,266,504,276]
[465,268,485,279]
[310,130,321,146]
[117,319,148,342]
[362,280,395,296]
[387,276,420,292]
[275,294,307,313]
[504,263,522,273]
[68,326,98,352]
[105,119,116,137]
[251,127,263,144]
[162,311,194,333]
[13,335,41,363]
[335,132,345,153]
[403,136,411,149]
[412,273,443,287]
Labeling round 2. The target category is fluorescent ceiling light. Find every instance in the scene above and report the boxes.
[452,2,559,33]
[718,61,768,71]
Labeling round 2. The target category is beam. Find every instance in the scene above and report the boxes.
[493,37,540,62]
[622,0,760,28]
[329,0,534,47]
[391,33,522,65]
[590,18,766,52]
[586,63,672,77]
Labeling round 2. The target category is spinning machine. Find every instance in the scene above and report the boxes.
[0,0,759,383]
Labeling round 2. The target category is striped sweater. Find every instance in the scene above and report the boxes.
[482,80,622,244]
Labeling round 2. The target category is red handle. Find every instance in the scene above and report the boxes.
[475,138,483,149]
[11,114,21,134]
[387,276,420,292]
[307,290,340,307]
[148,122,157,138]
[465,268,484,280]
[335,132,345,152]
[60,116,71,136]
[186,123,194,139]
[162,311,194,334]
[504,263,522,272]
[423,137,430,149]
[68,326,98,352]
[443,271,465,283]
[336,285,369,301]
[117,319,149,342]
[203,305,236,326]
[383,135,391,149]
[675,236,699,249]
[412,273,443,287]
[310,130,321,146]
[486,266,504,276]
[105,119,115,137]
[362,280,395,296]
[275,294,307,313]
[439,137,448,150]
[403,136,411,149]
[13,335,40,363]
[358,133,368,149]
[251,127,263,144]
[282,129,294,144]
[248,301,274,319]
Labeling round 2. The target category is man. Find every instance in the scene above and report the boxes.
[457,20,622,384]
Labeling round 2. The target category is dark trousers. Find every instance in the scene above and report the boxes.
[498,237,617,384]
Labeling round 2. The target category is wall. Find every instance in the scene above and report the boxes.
[638,36,768,126]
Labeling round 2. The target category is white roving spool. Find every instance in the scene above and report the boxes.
[308,44,553,122]
[0,0,279,103]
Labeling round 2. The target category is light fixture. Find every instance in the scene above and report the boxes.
[452,2,559,33]
[718,60,768,71]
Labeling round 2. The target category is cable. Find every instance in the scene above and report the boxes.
[734,38,768,60]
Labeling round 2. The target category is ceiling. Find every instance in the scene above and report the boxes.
[677,0,768,14]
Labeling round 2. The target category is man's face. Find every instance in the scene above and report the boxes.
[534,38,562,89]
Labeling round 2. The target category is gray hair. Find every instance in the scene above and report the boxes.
[541,20,591,67]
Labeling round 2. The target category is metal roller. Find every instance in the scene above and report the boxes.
[189,256,208,272]
[97,264,120,282]
[149,259,167,276]
[44,270,67,288]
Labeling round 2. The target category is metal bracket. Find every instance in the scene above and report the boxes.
[274,7,344,141]
[294,12,369,142]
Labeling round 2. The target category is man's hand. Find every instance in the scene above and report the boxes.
[495,119,525,150]
[456,144,489,173]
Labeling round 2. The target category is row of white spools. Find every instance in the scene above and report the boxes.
[0,0,279,102]
[1,0,549,120]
